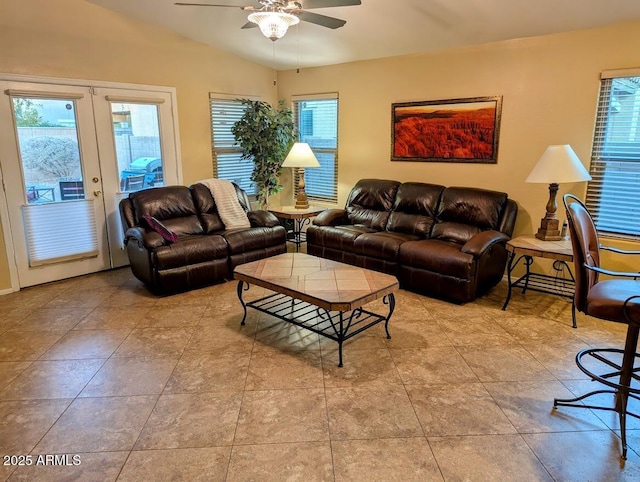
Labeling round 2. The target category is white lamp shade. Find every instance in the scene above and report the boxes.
[282,142,320,168]
[525,145,592,183]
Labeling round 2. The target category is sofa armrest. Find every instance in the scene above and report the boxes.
[313,209,348,226]
[248,210,280,227]
[124,226,165,250]
[461,230,510,257]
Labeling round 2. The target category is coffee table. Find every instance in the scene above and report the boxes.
[234,253,399,367]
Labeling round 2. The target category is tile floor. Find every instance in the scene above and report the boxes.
[0,266,639,481]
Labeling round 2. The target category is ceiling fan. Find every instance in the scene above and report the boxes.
[175,0,362,41]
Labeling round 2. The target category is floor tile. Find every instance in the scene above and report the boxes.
[0,359,104,400]
[485,380,609,433]
[235,389,329,444]
[0,361,31,391]
[389,346,479,385]
[185,323,256,354]
[227,442,333,482]
[40,329,130,360]
[322,348,402,387]
[34,396,157,453]
[325,385,423,440]
[406,382,517,436]
[119,447,231,482]
[457,345,556,382]
[0,331,63,361]
[0,399,71,455]
[332,437,443,481]
[73,306,147,330]
[429,434,554,481]
[246,348,324,390]
[8,307,92,334]
[113,327,194,358]
[164,351,251,394]
[384,320,453,348]
[79,357,177,397]
[524,431,640,480]
[135,391,243,449]
[136,304,207,328]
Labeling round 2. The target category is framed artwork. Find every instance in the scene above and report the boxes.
[391,96,502,163]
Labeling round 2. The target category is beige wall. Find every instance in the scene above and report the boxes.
[0,0,275,290]
[277,20,640,273]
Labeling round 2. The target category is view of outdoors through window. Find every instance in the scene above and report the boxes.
[587,75,640,237]
[13,98,85,203]
[110,102,164,192]
[295,98,338,203]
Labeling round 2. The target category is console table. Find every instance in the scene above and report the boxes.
[502,235,576,327]
[269,206,325,252]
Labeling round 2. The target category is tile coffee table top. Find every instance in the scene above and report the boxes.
[233,253,399,312]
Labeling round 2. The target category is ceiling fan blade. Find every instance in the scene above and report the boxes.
[241,21,258,29]
[301,0,361,9]
[174,2,250,8]
[297,10,346,29]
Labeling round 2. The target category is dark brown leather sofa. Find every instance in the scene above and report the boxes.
[119,183,286,294]
[307,179,518,303]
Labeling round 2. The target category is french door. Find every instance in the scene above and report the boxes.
[0,79,180,288]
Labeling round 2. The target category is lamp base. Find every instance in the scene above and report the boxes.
[535,217,562,241]
[294,191,309,210]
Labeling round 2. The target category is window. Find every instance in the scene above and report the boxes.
[210,95,255,194]
[586,70,640,238]
[292,94,338,203]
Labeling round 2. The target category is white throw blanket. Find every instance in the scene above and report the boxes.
[198,178,251,229]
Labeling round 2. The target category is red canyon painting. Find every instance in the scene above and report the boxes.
[392,99,499,162]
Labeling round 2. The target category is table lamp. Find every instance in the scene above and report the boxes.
[282,142,320,209]
[526,144,592,241]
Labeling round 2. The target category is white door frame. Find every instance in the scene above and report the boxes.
[0,73,182,293]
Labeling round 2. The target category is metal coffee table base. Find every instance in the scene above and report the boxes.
[237,281,395,367]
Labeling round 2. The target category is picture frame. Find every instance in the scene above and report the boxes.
[391,96,502,163]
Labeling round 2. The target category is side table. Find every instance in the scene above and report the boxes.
[502,235,577,327]
[269,206,325,252]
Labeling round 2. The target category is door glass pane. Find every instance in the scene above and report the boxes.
[111,102,164,192]
[12,97,84,203]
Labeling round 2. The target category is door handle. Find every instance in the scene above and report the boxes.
[93,190,102,197]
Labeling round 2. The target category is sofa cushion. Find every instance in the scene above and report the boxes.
[353,231,420,260]
[222,226,286,255]
[307,225,377,252]
[399,239,475,279]
[345,179,400,230]
[153,235,228,270]
[131,186,204,236]
[189,183,225,234]
[386,182,445,237]
[432,187,508,244]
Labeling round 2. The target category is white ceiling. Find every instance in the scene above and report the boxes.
[87,0,640,71]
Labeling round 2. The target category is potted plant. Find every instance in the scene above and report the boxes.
[232,99,296,209]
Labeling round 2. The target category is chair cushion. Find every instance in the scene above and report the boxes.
[131,186,203,236]
[432,187,508,243]
[353,231,419,260]
[307,225,377,252]
[345,179,400,230]
[154,235,228,270]
[386,182,444,237]
[399,239,475,279]
[221,226,286,255]
[586,279,640,324]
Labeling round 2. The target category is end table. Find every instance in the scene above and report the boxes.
[502,235,577,327]
[269,206,325,252]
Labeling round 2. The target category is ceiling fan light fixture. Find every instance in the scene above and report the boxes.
[248,11,299,41]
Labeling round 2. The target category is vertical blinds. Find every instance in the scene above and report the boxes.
[210,97,255,194]
[586,73,640,238]
[292,94,338,204]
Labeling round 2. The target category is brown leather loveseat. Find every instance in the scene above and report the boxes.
[119,183,286,294]
[307,179,518,303]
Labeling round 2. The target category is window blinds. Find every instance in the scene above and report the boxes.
[585,74,640,238]
[292,94,338,204]
[210,97,255,194]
